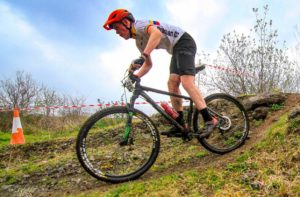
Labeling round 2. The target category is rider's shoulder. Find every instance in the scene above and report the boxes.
[134,20,153,34]
[134,20,151,27]
[135,19,164,34]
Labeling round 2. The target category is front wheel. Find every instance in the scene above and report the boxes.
[193,93,249,154]
[76,106,160,183]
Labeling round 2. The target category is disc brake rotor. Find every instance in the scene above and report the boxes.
[219,116,231,130]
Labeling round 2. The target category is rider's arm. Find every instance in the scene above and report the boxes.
[135,56,152,78]
[143,26,162,56]
[135,26,162,78]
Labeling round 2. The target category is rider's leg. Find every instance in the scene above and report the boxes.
[181,75,218,135]
[165,32,217,136]
[173,32,217,135]
[167,74,185,124]
[180,75,206,110]
[167,74,183,111]
[160,74,185,136]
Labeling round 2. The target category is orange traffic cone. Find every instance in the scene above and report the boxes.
[10,108,25,145]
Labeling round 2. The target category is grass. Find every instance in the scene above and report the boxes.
[0,127,79,150]
[253,119,264,127]
[0,113,86,150]
[0,148,75,185]
[0,131,11,148]
[70,112,300,197]
[1,106,300,196]
[73,168,236,197]
[271,103,284,111]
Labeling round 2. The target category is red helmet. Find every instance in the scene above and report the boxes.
[103,9,135,30]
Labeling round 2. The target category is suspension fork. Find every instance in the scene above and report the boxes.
[119,90,139,146]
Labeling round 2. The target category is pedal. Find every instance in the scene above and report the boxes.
[182,133,192,142]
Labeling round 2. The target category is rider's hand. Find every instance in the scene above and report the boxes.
[129,53,148,72]
[130,57,144,73]
[132,56,145,66]
[129,63,142,73]
[129,74,140,83]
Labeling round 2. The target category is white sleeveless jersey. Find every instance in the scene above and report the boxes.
[133,20,185,54]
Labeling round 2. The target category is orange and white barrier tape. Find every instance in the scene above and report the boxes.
[197,64,256,79]
[0,101,169,112]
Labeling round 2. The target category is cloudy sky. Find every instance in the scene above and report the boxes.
[1,0,300,104]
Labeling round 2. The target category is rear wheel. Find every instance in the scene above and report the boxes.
[76,106,160,183]
[193,93,249,154]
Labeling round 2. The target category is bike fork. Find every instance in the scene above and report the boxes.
[120,92,138,146]
[119,111,134,146]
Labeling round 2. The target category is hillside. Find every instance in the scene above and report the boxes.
[0,93,300,197]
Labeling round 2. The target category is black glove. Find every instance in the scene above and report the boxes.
[129,74,140,83]
[129,53,149,73]
[132,56,145,66]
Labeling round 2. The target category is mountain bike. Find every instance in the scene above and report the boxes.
[76,64,249,183]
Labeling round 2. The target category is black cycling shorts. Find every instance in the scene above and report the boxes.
[170,32,197,76]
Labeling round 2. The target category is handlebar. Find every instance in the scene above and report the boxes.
[121,65,141,92]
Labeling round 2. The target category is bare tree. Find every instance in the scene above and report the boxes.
[200,5,299,95]
[292,26,300,93]
[35,85,61,116]
[59,94,86,116]
[0,71,40,108]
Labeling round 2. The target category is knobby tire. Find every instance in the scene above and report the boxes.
[76,106,160,183]
[194,93,249,154]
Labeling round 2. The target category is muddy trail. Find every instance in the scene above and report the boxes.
[1,93,300,197]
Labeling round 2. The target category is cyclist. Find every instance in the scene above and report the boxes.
[103,9,218,137]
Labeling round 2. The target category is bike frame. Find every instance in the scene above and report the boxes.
[120,66,224,143]
[127,80,194,132]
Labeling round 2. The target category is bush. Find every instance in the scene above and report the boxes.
[0,112,12,132]
[0,111,87,134]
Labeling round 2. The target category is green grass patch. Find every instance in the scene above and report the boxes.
[236,151,252,163]
[196,151,208,158]
[102,174,181,196]
[73,167,229,197]
[202,168,225,190]
[253,119,264,127]
[0,128,79,151]
[271,103,284,111]
[289,118,300,132]
[0,131,11,148]
[226,161,258,173]
[255,113,288,150]
[266,114,288,136]
[226,151,257,173]
[150,141,209,172]
[0,149,75,187]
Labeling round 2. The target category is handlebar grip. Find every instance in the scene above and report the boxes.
[133,58,145,66]
[129,63,142,71]
[129,74,140,83]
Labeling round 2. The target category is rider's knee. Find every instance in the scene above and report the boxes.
[181,79,193,90]
[168,77,180,90]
